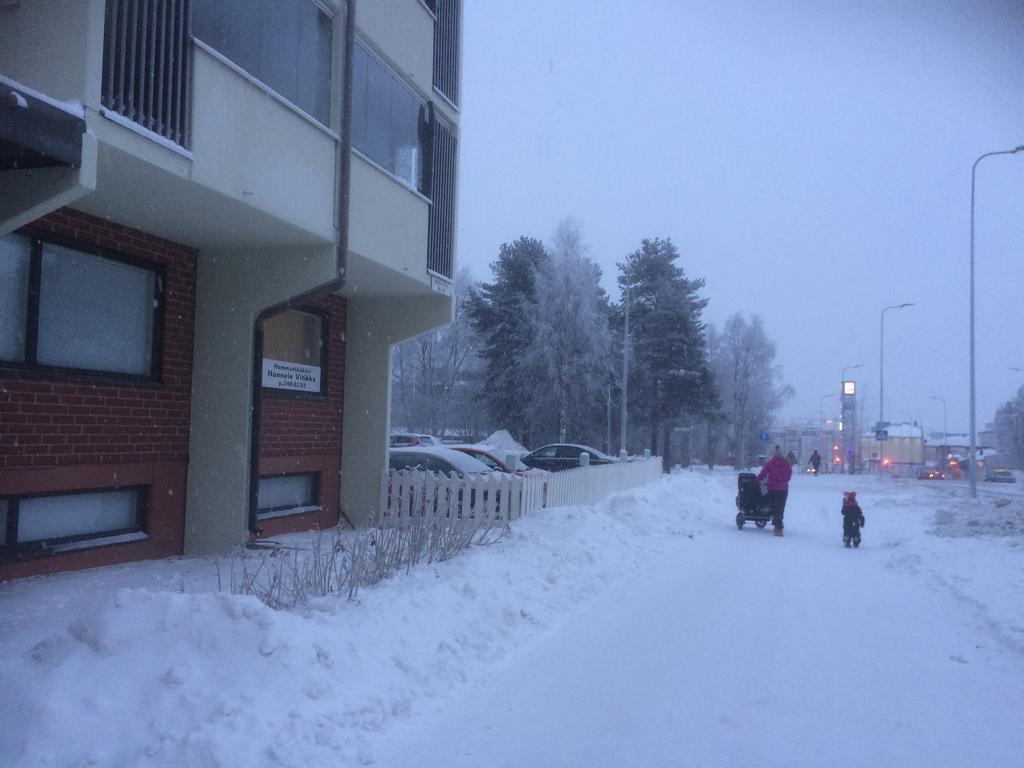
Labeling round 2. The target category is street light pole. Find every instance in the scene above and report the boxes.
[970,146,1024,499]
[879,304,914,428]
[819,393,835,426]
[619,289,630,456]
[930,395,947,441]
[879,303,913,473]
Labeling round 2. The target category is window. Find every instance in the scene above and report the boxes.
[352,41,431,195]
[1,488,146,554]
[192,0,333,126]
[0,234,30,361]
[0,233,163,380]
[261,309,325,394]
[257,473,319,519]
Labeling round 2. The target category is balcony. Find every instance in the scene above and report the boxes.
[1,0,338,253]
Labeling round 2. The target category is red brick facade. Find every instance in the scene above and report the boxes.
[1,209,349,579]
[0,209,196,580]
[257,294,347,537]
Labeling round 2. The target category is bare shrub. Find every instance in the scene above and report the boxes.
[229,517,505,609]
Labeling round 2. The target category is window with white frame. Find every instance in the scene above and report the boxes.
[0,233,163,379]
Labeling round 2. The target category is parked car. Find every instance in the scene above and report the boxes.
[449,446,549,478]
[389,447,494,476]
[389,433,442,448]
[387,447,501,519]
[984,467,1016,483]
[521,443,615,472]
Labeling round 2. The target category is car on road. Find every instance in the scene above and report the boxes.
[984,467,1016,483]
[917,467,944,480]
[520,443,615,472]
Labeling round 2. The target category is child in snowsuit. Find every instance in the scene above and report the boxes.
[841,491,865,548]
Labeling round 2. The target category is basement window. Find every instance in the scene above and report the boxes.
[1,488,147,556]
[257,473,320,520]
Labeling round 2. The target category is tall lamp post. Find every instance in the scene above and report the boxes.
[619,288,630,456]
[930,395,947,441]
[879,303,913,473]
[970,146,1024,498]
[879,304,914,428]
[819,393,835,426]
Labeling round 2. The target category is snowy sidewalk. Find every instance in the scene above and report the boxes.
[371,474,1024,767]
[1,470,1022,767]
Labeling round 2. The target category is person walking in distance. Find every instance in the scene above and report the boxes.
[809,449,822,476]
[757,445,793,536]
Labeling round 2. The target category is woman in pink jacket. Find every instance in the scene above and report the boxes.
[757,445,793,536]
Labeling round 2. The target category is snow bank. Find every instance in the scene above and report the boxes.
[0,473,719,768]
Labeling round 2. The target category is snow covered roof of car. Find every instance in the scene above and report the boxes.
[389,446,496,473]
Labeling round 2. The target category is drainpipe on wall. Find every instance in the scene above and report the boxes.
[248,0,357,536]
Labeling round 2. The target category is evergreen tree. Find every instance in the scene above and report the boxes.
[617,238,716,457]
[465,237,551,446]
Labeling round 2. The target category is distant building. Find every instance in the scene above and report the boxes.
[860,423,924,473]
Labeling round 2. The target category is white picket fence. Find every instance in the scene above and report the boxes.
[378,457,663,527]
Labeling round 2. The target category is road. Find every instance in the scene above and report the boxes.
[371,473,1024,767]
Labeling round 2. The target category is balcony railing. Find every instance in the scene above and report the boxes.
[432,0,460,106]
[102,0,192,148]
[427,112,456,279]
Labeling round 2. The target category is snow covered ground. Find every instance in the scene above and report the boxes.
[1,469,1022,767]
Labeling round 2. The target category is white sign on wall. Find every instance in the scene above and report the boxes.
[262,359,321,392]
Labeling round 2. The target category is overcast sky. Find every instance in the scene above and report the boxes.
[456,0,1024,436]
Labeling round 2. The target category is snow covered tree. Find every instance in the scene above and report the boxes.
[465,237,551,446]
[707,313,793,469]
[617,238,716,458]
[391,268,486,438]
[525,218,614,444]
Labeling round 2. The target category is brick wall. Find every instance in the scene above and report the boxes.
[0,209,196,469]
[0,208,196,580]
[257,294,346,536]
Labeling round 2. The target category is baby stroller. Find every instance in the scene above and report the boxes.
[735,472,772,529]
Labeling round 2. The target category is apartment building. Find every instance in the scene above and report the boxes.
[0,0,461,579]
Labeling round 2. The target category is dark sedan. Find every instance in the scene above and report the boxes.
[520,443,616,472]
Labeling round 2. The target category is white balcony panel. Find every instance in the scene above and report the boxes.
[347,154,434,296]
[357,0,434,98]
[189,48,338,245]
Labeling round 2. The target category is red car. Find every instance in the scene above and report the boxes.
[450,446,543,477]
